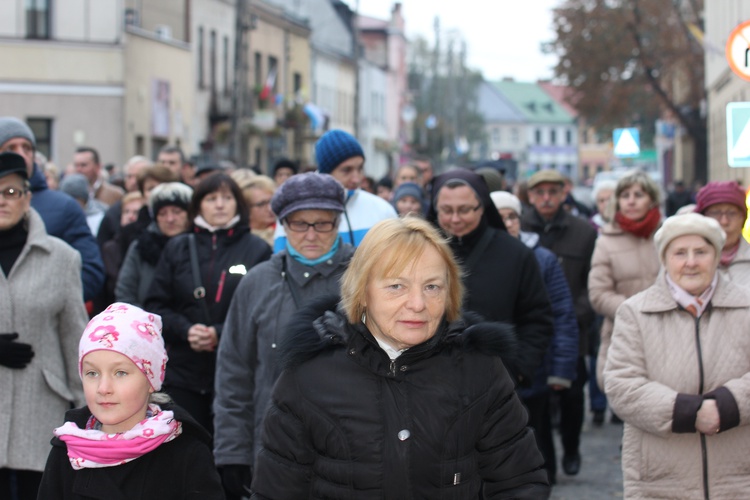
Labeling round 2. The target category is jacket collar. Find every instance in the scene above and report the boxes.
[282,243,355,288]
[640,271,750,313]
[23,208,54,254]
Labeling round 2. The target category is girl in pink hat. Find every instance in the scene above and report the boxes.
[37,303,224,499]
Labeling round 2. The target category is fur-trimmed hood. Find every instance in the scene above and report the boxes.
[279,295,517,371]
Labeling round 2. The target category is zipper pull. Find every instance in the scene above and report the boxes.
[215,270,227,303]
[453,472,461,485]
[389,359,396,377]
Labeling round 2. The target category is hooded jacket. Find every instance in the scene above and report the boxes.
[251,298,550,499]
[37,404,224,499]
[144,223,271,394]
[28,164,104,301]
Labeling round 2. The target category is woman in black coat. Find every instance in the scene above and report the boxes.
[145,173,271,433]
[251,216,549,499]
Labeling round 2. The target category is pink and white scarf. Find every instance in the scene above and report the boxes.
[665,273,718,318]
[54,405,182,470]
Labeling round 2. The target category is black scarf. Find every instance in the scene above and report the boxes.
[0,218,28,277]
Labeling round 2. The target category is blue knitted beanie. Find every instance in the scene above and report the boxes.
[315,130,364,174]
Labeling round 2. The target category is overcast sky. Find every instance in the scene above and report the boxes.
[348,0,561,83]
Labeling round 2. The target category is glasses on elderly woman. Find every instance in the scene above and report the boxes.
[285,220,336,233]
[0,187,27,200]
[705,209,743,221]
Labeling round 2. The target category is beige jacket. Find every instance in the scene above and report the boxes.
[588,223,660,389]
[604,274,750,499]
[0,209,88,471]
[722,236,750,285]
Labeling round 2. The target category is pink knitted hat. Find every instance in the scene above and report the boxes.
[695,181,747,218]
[79,303,167,391]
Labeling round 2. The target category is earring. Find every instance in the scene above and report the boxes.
[361,311,367,324]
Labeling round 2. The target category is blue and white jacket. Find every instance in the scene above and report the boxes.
[273,188,397,252]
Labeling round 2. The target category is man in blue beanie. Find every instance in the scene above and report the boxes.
[0,116,104,302]
[273,129,396,251]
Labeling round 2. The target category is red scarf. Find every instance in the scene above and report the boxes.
[615,207,661,239]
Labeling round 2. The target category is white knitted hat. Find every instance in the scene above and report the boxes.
[654,213,726,264]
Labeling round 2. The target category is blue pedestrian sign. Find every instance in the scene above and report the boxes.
[613,128,640,158]
[726,102,750,167]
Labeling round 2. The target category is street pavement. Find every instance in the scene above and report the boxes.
[550,410,625,499]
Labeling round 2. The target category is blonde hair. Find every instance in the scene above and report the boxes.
[233,174,276,208]
[340,216,464,324]
[615,170,661,212]
[121,191,144,206]
[229,168,257,189]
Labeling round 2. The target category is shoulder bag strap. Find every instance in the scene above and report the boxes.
[188,234,212,324]
[281,255,303,308]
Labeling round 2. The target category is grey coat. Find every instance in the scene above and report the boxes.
[213,243,354,467]
[0,209,88,471]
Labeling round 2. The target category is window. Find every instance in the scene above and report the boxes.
[550,129,557,145]
[209,30,217,92]
[27,118,52,160]
[492,127,501,145]
[26,0,50,39]
[293,72,302,95]
[223,36,230,94]
[254,52,262,88]
[135,135,145,155]
[197,27,204,88]
[511,127,519,144]
[268,56,278,94]
[566,129,573,145]
[535,129,542,145]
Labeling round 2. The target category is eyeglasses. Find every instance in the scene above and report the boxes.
[0,187,27,200]
[705,209,743,221]
[501,213,520,224]
[285,219,337,233]
[530,187,562,197]
[437,204,481,217]
[250,200,271,209]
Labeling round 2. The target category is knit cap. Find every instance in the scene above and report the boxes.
[694,181,747,218]
[654,213,726,264]
[271,172,345,220]
[0,117,36,148]
[392,182,424,204]
[149,182,193,218]
[79,303,167,391]
[59,173,90,203]
[315,130,364,174]
[490,191,522,215]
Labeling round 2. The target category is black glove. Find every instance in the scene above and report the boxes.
[0,333,35,369]
[220,464,252,498]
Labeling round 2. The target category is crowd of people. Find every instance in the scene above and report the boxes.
[1,114,750,499]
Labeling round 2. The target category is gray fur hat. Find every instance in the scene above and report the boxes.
[0,117,36,148]
[271,172,345,220]
[149,182,193,217]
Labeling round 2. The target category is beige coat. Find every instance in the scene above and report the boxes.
[604,274,750,499]
[0,209,88,471]
[722,236,750,284]
[588,223,660,389]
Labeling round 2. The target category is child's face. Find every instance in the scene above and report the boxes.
[82,350,153,434]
